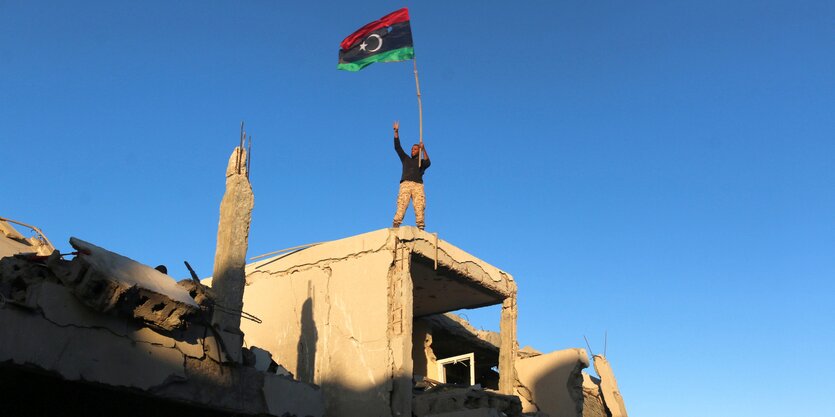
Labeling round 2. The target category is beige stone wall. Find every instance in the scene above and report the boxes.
[240,247,398,417]
[514,348,589,417]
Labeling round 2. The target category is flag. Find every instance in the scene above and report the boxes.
[337,8,415,72]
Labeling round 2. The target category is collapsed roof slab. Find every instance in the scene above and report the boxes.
[246,227,516,318]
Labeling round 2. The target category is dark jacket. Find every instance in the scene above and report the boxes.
[395,136,431,183]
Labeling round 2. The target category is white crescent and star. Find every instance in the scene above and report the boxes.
[358,33,383,53]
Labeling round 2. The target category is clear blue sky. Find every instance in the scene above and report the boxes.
[2,1,833,416]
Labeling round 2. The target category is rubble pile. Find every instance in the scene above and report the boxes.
[0,238,202,331]
[0,218,324,417]
[413,385,523,417]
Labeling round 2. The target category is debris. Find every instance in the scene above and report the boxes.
[413,385,523,417]
[0,217,55,258]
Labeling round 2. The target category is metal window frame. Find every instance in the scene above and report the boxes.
[436,352,475,386]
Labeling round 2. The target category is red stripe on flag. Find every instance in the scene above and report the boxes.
[340,8,410,51]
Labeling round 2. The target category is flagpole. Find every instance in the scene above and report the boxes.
[413,57,424,167]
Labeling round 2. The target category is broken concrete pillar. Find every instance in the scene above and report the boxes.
[389,240,414,417]
[210,147,254,362]
[498,295,518,394]
[592,355,628,417]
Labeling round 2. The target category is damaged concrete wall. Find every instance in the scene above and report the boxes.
[581,373,607,417]
[593,355,628,417]
[240,229,401,417]
[1,238,201,332]
[0,281,323,417]
[514,348,589,417]
[415,313,504,389]
[238,228,519,417]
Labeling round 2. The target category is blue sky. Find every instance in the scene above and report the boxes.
[2,1,833,416]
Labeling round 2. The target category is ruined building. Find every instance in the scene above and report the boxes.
[224,227,628,417]
[0,146,628,417]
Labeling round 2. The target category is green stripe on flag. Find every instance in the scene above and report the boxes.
[337,47,415,72]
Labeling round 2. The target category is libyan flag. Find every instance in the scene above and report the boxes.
[337,8,415,72]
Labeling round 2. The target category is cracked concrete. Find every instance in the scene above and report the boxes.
[396,228,516,300]
[0,238,324,417]
[58,237,201,331]
[0,279,323,416]
[240,244,395,416]
[233,227,519,417]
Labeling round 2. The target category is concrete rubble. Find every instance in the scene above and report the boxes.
[0,217,54,258]
[413,385,522,417]
[0,229,324,416]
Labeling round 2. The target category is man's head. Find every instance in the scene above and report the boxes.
[411,144,420,157]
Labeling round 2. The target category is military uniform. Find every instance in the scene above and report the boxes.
[392,135,430,229]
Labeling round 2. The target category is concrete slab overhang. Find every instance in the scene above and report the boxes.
[247,227,517,315]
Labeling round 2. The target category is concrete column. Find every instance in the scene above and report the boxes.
[210,147,254,362]
[388,240,414,417]
[498,294,518,394]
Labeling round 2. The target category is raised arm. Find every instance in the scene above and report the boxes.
[393,120,407,160]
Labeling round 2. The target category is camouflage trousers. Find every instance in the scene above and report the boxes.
[392,181,426,229]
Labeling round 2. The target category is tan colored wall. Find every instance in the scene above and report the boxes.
[514,348,589,417]
[240,247,398,417]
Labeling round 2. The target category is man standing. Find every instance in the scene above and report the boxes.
[391,120,430,230]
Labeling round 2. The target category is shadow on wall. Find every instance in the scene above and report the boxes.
[297,286,318,384]
[0,364,250,417]
[0,322,307,417]
[517,350,587,417]
[315,376,412,417]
